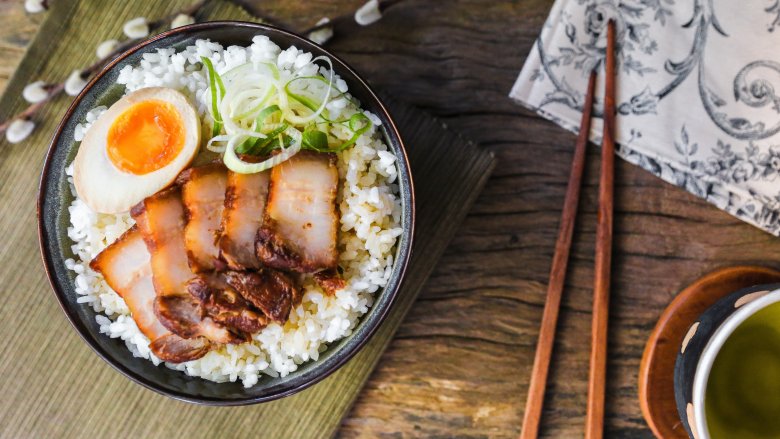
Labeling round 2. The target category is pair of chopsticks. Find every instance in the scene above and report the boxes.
[520,20,616,439]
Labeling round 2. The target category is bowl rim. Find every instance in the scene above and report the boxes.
[36,20,415,405]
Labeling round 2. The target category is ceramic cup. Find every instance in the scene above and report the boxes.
[674,284,780,438]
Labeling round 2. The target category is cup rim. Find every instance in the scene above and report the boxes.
[692,288,780,437]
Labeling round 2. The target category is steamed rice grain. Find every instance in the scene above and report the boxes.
[65,37,402,387]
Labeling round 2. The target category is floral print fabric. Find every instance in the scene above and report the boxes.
[510,0,780,235]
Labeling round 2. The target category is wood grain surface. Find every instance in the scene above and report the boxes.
[4,0,780,438]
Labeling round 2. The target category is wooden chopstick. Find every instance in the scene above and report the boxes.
[519,70,597,439]
[585,19,617,439]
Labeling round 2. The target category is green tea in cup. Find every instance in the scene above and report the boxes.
[704,301,780,438]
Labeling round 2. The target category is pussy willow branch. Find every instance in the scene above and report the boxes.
[0,82,63,134]
[38,0,50,11]
[300,0,406,35]
[157,0,209,27]
[0,0,404,136]
[0,0,210,135]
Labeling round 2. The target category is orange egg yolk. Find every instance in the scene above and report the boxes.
[107,100,185,175]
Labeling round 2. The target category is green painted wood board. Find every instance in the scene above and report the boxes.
[0,0,495,437]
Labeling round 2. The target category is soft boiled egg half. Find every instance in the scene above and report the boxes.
[73,87,200,213]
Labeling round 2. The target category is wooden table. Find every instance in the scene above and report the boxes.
[4,0,778,437]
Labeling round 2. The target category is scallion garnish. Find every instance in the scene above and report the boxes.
[332,113,372,151]
[201,56,225,137]
[238,123,289,155]
[302,128,329,151]
[235,105,284,154]
[201,54,378,172]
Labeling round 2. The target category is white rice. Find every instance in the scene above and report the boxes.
[65,37,402,387]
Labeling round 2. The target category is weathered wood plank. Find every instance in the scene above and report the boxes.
[273,1,776,438]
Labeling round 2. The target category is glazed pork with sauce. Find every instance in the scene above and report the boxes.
[178,163,228,273]
[89,156,345,363]
[186,277,268,335]
[131,188,240,345]
[256,152,340,273]
[89,226,212,363]
[223,270,300,325]
[219,170,269,271]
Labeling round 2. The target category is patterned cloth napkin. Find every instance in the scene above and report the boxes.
[511,0,780,235]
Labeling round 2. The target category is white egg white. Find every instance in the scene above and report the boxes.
[73,87,200,214]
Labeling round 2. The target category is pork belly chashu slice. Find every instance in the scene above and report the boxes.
[223,270,301,324]
[178,163,228,273]
[89,226,211,363]
[131,188,240,345]
[256,152,340,274]
[187,276,268,334]
[219,170,270,270]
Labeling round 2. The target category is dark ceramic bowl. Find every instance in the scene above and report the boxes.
[37,21,414,405]
[674,284,780,437]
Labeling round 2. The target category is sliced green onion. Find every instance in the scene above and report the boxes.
[235,105,284,154]
[206,134,231,153]
[232,87,274,120]
[201,56,224,137]
[302,128,329,151]
[254,105,281,125]
[220,62,253,83]
[285,79,320,112]
[279,56,334,125]
[224,127,302,174]
[237,122,288,155]
[285,75,359,123]
[219,74,276,137]
[222,61,279,82]
[258,132,295,156]
[332,113,372,151]
[349,112,370,131]
[201,55,366,172]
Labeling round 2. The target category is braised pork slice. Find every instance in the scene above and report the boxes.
[131,188,239,345]
[219,170,269,270]
[149,334,211,363]
[313,269,347,296]
[89,225,211,363]
[131,188,193,296]
[223,270,300,324]
[89,226,166,340]
[256,152,339,273]
[187,277,268,335]
[178,163,228,272]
